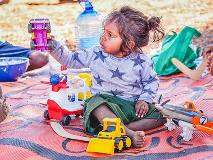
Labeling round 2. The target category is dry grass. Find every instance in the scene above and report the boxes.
[0,0,212,50]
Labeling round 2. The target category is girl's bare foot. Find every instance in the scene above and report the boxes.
[128,130,145,148]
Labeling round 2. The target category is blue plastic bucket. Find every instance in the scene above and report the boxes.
[0,57,29,82]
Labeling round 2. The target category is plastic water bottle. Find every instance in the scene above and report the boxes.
[75,0,102,49]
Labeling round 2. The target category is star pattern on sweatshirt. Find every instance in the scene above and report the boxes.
[142,75,158,83]
[73,53,84,67]
[94,74,104,86]
[110,89,124,96]
[94,51,107,62]
[131,55,146,67]
[141,88,155,95]
[109,68,125,80]
[127,80,141,89]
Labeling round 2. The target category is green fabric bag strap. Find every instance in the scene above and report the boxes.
[151,26,201,76]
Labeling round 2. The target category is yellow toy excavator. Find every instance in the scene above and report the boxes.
[86,118,132,154]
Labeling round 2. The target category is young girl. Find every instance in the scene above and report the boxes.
[49,6,165,148]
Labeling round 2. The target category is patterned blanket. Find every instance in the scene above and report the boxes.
[0,72,212,160]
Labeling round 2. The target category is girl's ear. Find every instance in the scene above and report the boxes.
[128,40,136,50]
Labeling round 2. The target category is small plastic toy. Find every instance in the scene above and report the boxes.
[50,121,90,142]
[42,73,91,126]
[87,118,132,154]
[171,57,207,81]
[156,98,213,141]
[171,48,213,80]
[28,18,52,51]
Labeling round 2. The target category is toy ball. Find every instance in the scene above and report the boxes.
[50,74,60,85]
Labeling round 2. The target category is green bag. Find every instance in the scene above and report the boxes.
[151,26,201,76]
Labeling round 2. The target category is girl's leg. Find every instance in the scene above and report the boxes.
[92,104,145,148]
[126,118,166,131]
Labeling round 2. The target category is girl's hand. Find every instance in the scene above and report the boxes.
[135,100,149,118]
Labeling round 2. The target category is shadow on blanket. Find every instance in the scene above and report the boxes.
[0,72,212,160]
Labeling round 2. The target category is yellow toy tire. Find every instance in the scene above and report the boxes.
[114,138,124,152]
[124,136,131,148]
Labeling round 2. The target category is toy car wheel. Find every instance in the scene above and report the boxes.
[114,137,124,152]
[30,40,36,50]
[44,110,50,120]
[28,24,33,33]
[46,23,51,33]
[122,135,131,149]
[62,115,71,126]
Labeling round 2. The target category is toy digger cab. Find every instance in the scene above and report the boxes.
[86,118,132,154]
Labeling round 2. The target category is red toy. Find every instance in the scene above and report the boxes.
[42,74,89,125]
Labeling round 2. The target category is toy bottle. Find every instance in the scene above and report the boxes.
[75,0,102,49]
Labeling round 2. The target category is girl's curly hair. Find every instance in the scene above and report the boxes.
[104,6,164,56]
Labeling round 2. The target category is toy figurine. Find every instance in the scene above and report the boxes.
[42,73,91,126]
[28,18,53,51]
[156,98,213,141]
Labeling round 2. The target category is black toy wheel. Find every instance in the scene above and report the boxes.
[44,110,50,120]
[46,23,51,33]
[30,40,35,50]
[28,23,33,33]
[61,115,71,126]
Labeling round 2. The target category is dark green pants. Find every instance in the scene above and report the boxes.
[83,94,162,135]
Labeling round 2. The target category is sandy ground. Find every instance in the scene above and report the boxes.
[0,0,212,50]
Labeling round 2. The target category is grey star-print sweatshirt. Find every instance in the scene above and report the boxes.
[50,41,159,103]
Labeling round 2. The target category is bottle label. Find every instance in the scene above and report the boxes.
[75,22,102,36]
[79,37,100,49]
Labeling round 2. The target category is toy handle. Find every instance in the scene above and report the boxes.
[59,83,69,89]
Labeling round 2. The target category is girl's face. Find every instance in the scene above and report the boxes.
[100,21,123,57]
